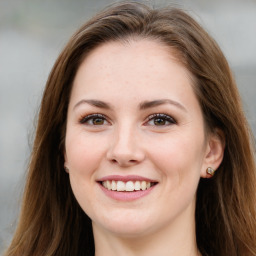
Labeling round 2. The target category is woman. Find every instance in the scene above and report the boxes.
[5,2,256,256]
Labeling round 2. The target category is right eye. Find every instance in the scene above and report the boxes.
[79,114,109,126]
[144,113,176,127]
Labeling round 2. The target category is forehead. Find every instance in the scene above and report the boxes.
[80,39,185,72]
[72,39,193,97]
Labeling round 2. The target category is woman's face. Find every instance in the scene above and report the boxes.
[65,40,211,237]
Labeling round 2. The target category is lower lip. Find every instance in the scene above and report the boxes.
[99,183,156,201]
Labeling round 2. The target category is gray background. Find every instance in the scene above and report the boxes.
[0,0,255,253]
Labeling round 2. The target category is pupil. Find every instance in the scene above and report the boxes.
[93,118,104,125]
[154,118,165,125]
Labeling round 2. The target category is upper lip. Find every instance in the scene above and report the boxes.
[98,175,158,183]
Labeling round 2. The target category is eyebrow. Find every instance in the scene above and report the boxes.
[73,98,187,112]
[139,99,187,112]
[73,99,112,110]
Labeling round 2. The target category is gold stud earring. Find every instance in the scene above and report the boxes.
[206,167,215,176]
[64,166,69,173]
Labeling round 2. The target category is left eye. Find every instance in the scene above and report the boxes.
[79,114,109,125]
[145,114,176,126]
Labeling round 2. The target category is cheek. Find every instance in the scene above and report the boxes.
[65,131,105,174]
[65,131,106,213]
[147,131,205,180]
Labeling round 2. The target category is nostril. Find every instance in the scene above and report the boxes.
[109,158,138,166]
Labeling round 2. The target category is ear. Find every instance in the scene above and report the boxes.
[200,129,225,178]
[63,149,69,173]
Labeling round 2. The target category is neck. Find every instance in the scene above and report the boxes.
[93,203,200,256]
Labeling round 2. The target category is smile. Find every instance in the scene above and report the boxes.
[98,175,158,201]
[101,180,156,192]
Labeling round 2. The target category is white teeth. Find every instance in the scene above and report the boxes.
[126,181,134,191]
[141,181,146,190]
[102,181,107,188]
[116,181,125,191]
[134,181,141,190]
[106,180,111,190]
[102,180,154,191]
[111,180,117,190]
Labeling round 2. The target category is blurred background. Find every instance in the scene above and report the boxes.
[0,0,255,253]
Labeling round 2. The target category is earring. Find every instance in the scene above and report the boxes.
[206,167,215,176]
[64,166,69,173]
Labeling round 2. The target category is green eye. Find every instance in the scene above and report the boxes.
[146,113,176,126]
[80,114,108,126]
[154,118,167,126]
[92,118,105,125]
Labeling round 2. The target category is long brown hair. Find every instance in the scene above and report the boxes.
[5,2,256,256]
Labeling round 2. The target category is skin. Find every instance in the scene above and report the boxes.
[65,39,224,256]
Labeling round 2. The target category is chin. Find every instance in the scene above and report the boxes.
[101,224,152,238]
[92,210,155,238]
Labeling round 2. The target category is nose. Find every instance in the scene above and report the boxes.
[106,125,145,167]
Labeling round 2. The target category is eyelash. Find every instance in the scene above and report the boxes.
[79,113,176,127]
[145,113,176,126]
[79,114,109,125]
